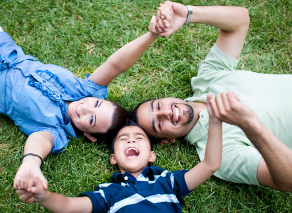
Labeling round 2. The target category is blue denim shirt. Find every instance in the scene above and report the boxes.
[0,32,107,153]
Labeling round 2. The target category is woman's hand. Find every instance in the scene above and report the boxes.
[14,160,48,192]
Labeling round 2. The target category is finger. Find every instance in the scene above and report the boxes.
[38,174,48,190]
[14,178,20,189]
[209,98,220,118]
[160,7,173,27]
[25,197,35,204]
[215,94,226,116]
[19,191,34,202]
[16,189,27,196]
[226,91,239,105]
[171,139,176,143]
[220,91,230,110]
[157,9,166,30]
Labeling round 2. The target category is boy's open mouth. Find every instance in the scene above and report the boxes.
[125,147,139,160]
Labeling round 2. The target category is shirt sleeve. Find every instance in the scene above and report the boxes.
[171,170,192,203]
[0,32,26,59]
[198,44,239,75]
[78,186,107,213]
[21,125,70,153]
[214,140,262,185]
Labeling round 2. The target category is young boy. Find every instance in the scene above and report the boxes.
[16,94,222,212]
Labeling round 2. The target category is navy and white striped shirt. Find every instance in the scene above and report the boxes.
[79,166,191,213]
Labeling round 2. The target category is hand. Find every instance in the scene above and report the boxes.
[156,1,188,37]
[206,93,219,122]
[155,3,173,36]
[208,91,258,128]
[16,177,46,204]
[160,138,176,145]
[149,16,160,34]
[14,161,48,192]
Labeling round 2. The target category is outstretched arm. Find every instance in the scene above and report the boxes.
[209,91,292,192]
[184,94,222,191]
[14,131,53,193]
[157,1,250,59]
[16,177,92,212]
[88,16,160,86]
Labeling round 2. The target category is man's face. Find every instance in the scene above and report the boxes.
[110,126,156,177]
[136,98,197,139]
[67,97,114,135]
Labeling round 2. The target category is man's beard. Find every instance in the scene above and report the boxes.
[181,103,194,125]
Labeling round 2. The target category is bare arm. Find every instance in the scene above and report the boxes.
[14,131,53,191]
[209,91,292,192]
[17,177,93,213]
[184,94,222,190]
[88,17,159,86]
[157,1,250,59]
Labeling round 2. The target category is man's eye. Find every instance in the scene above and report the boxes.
[137,137,143,140]
[90,115,94,125]
[95,100,99,107]
[158,120,161,129]
[158,103,160,110]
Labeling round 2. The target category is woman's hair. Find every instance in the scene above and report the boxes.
[89,101,128,144]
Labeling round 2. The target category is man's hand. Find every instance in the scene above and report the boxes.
[208,91,259,129]
[14,161,48,193]
[156,1,188,38]
[16,177,46,204]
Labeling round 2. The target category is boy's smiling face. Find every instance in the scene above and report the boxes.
[110,126,156,178]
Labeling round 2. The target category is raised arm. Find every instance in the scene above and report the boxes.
[184,94,222,191]
[14,131,53,192]
[157,1,250,59]
[209,91,292,192]
[16,177,92,213]
[88,16,160,86]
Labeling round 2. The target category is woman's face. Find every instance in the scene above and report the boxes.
[67,97,114,135]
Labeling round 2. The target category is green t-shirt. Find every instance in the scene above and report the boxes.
[184,45,292,185]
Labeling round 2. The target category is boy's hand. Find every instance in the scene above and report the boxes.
[207,93,220,123]
[16,177,46,204]
[156,1,188,38]
[149,16,160,34]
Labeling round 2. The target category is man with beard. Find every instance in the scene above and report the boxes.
[130,1,292,192]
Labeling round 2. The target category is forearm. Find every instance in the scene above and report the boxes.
[23,131,53,166]
[189,6,249,32]
[184,118,222,190]
[90,32,159,85]
[243,120,292,190]
[38,192,92,213]
[203,118,222,171]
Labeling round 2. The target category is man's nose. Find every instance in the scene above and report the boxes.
[157,109,172,119]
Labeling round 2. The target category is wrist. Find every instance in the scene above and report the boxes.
[184,5,193,24]
[21,154,43,167]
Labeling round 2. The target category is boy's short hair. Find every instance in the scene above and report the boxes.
[111,120,152,153]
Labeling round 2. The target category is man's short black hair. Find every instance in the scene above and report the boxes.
[111,120,153,153]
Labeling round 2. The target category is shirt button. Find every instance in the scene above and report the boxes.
[201,115,204,118]
[124,176,128,181]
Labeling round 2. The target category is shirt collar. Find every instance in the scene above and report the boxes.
[184,109,209,145]
[111,166,154,183]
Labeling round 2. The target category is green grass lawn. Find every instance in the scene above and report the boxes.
[1,0,291,212]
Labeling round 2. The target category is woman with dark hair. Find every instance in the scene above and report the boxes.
[0,9,171,191]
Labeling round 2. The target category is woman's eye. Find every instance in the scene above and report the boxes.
[90,115,94,125]
[95,100,99,107]
[158,120,161,129]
